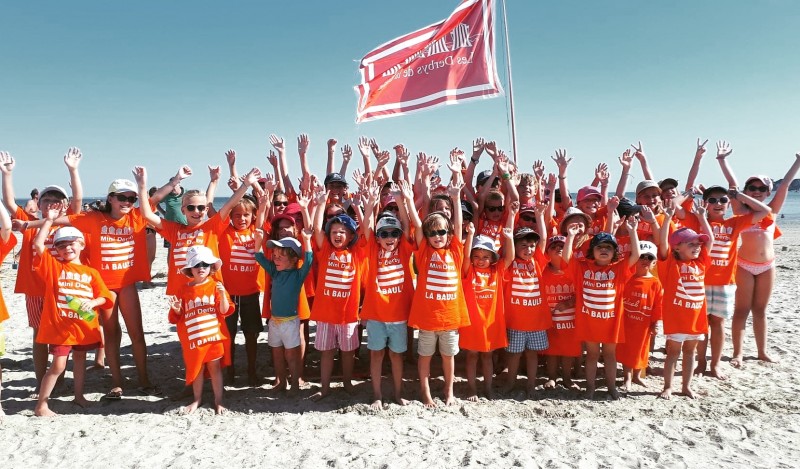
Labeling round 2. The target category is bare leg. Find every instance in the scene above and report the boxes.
[502,352,522,393]
[370,349,385,408]
[100,300,124,393]
[92,326,106,369]
[622,366,632,392]
[271,346,287,391]
[32,328,49,394]
[341,350,356,394]
[418,354,435,407]
[207,359,225,414]
[562,357,579,389]
[117,285,152,388]
[285,346,301,396]
[584,342,600,399]
[524,349,539,398]
[299,320,308,381]
[545,355,558,389]
[631,368,647,387]
[310,350,334,401]
[442,354,456,406]
[731,266,754,368]
[480,352,494,399]
[465,351,479,401]
[752,267,777,362]
[388,351,407,405]
[35,354,68,417]
[695,327,709,376]
[72,351,91,408]
[707,315,727,380]
[601,343,619,399]
[184,370,204,414]
[681,340,699,398]
[659,340,681,399]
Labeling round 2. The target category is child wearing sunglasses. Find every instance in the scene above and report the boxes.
[408,178,469,408]
[169,246,234,414]
[359,181,418,409]
[475,157,519,251]
[681,184,770,380]
[615,241,663,392]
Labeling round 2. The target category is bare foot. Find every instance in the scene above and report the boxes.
[708,366,728,381]
[681,388,696,399]
[631,376,648,387]
[608,388,620,400]
[422,395,437,408]
[730,356,744,368]
[182,401,201,414]
[271,380,287,392]
[544,379,556,390]
[34,405,58,417]
[214,405,227,415]
[758,353,778,364]
[393,396,409,406]
[370,398,383,410]
[89,362,105,371]
[465,393,479,403]
[658,388,672,400]
[444,394,457,406]
[297,377,307,387]
[693,361,707,377]
[309,389,330,402]
[73,396,92,408]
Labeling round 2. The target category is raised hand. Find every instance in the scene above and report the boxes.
[545,173,557,191]
[551,149,572,170]
[369,138,380,157]
[398,179,414,200]
[352,168,365,187]
[227,176,240,192]
[269,134,285,152]
[357,136,371,158]
[313,188,329,206]
[625,214,639,232]
[566,222,583,237]
[508,200,520,215]
[618,149,634,170]
[267,150,279,167]
[341,144,352,163]
[216,282,226,297]
[132,166,147,185]
[376,150,391,169]
[242,168,262,186]
[208,165,221,182]
[225,149,236,166]
[639,205,657,224]
[177,165,192,180]
[296,190,312,208]
[167,295,182,313]
[297,134,310,155]
[607,195,620,213]
[466,221,476,236]
[533,201,548,217]
[262,173,277,193]
[300,227,313,241]
[716,140,732,159]
[631,141,646,161]
[63,147,82,170]
[595,163,609,183]
[327,138,337,151]
[447,178,464,198]
[532,159,545,179]
[663,200,676,218]
[484,140,498,161]
[696,138,709,158]
[394,144,410,166]
[472,138,485,157]
[448,148,465,172]
[0,152,15,174]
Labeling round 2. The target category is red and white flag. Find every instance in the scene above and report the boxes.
[355,0,503,123]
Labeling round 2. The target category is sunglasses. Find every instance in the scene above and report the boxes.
[706,196,729,205]
[113,194,138,203]
[745,185,768,193]
[639,254,656,261]
[193,262,212,268]
[486,205,504,213]
[185,204,207,212]
[426,229,448,237]
[520,214,536,223]
[385,204,399,211]
[378,229,402,239]
[274,201,289,207]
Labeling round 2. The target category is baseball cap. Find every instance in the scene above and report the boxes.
[577,185,602,203]
[476,169,493,187]
[635,180,660,195]
[519,204,536,215]
[745,175,773,191]
[324,214,358,245]
[559,207,592,234]
[658,178,679,190]
[182,246,222,275]
[669,227,710,247]
[39,184,69,200]
[589,232,618,251]
[266,237,302,257]
[381,194,398,207]
[513,227,540,241]
[108,179,137,194]
[375,215,402,234]
[702,185,728,200]
[471,235,499,262]
[324,172,348,187]
[616,198,643,217]
[546,235,566,250]
[638,241,658,258]
[53,226,84,244]
[461,200,474,222]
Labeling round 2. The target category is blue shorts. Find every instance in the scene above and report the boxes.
[366,320,408,354]
[705,285,735,320]
[506,329,549,353]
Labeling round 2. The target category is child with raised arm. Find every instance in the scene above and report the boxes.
[563,218,642,400]
[408,168,469,407]
[360,181,417,409]
[309,187,367,401]
[0,203,17,418]
[501,202,551,397]
[616,241,663,392]
[657,204,714,399]
[460,208,513,401]
[169,246,234,414]
[33,209,114,416]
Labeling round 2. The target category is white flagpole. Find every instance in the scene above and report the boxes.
[500,0,518,164]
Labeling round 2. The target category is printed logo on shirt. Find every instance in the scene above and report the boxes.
[673,265,705,309]
[183,294,222,348]
[57,270,93,319]
[424,251,458,301]
[229,232,257,273]
[509,260,543,307]
[323,251,354,298]
[472,269,495,301]
[546,283,576,327]
[100,224,135,272]
[580,269,616,319]
[710,224,735,266]
[376,248,404,295]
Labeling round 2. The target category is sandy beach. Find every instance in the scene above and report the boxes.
[1,225,799,469]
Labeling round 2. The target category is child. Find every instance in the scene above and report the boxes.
[361,181,418,409]
[0,203,17,418]
[33,214,114,416]
[616,241,663,392]
[408,181,469,408]
[657,206,714,399]
[310,189,366,401]
[254,229,313,397]
[563,218,641,400]
[540,235,580,390]
[460,221,512,401]
[501,203,551,397]
[169,246,234,414]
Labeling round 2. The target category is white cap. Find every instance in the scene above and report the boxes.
[182,246,222,275]
[107,179,137,194]
[53,226,84,244]
[639,241,658,258]
[39,185,69,199]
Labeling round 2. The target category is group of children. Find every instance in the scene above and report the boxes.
[0,137,796,416]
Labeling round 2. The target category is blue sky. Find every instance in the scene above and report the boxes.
[1,0,798,197]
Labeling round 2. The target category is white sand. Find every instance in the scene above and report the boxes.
[1,227,799,468]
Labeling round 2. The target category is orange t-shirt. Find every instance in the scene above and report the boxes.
[157,214,228,295]
[68,210,150,290]
[311,236,367,324]
[705,213,753,286]
[460,264,507,352]
[503,251,552,332]
[173,278,234,384]
[635,212,667,243]
[587,206,608,236]
[360,236,415,323]
[0,234,18,322]
[616,275,663,369]
[408,237,470,331]
[13,207,61,296]
[658,248,710,335]
[568,256,632,344]
[218,224,264,296]
[540,267,580,357]
[477,216,505,251]
[33,252,114,346]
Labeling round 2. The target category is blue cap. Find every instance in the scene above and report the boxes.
[589,232,618,251]
[324,214,359,246]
